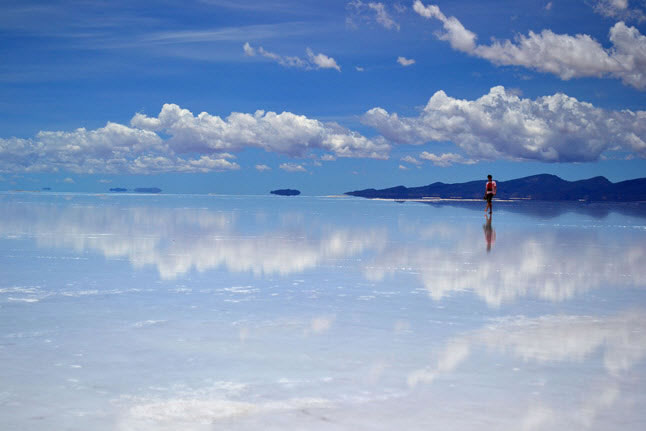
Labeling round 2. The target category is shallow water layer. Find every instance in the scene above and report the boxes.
[1,193,645,430]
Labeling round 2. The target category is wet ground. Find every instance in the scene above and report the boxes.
[1,193,645,430]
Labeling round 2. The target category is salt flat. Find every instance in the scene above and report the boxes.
[1,193,645,430]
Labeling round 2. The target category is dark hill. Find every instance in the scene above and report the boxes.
[271,189,300,196]
[345,174,646,202]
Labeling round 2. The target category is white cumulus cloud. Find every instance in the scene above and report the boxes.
[279,163,307,172]
[255,45,308,68]
[413,1,477,52]
[368,2,400,30]
[306,48,341,71]
[243,43,340,71]
[592,0,646,22]
[0,104,388,174]
[255,164,271,171]
[419,152,476,167]
[401,155,422,165]
[0,123,172,174]
[397,56,416,66]
[243,41,255,56]
[362,86,646,162]
[177,155,240,172]
[347,1,400,31]
[413,1,646,89]
[131,104,389,159]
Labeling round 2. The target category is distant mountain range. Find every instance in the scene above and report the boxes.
[345,174,646,202]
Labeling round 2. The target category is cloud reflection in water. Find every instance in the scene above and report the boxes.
[408,309,646,430]
[365,227,646,306]
[1,196,646,430]
[0,200,387,280]
[0,197,644,306]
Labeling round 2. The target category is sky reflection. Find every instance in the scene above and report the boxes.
[408,308,646,431]
[1,195,646,430]
[408,309,646,386]
[1,195,645,306]
[366,226,646,306]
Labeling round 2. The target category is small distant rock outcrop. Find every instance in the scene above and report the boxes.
[346,174,646,202]
[271,189,301,196]
[109,187,128,192]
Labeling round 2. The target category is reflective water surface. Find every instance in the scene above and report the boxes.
[1,193,645,430]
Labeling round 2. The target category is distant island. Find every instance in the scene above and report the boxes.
[134,187,162,193]
[41,187,51,191]
[108,187,162,193]
[271,189,300,196]
[346,174,646,202]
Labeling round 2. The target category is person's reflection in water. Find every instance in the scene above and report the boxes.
[483,213,496,252]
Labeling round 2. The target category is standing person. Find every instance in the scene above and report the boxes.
[485,175,497,214]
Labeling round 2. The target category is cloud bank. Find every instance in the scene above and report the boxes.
[362,85,646,162]
[0,104,388,174]
[131,104,387,158]
[413,1,646,89]
[0,122,236,174]
[2,86,645,174]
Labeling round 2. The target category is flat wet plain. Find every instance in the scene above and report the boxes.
[1,193,645,430]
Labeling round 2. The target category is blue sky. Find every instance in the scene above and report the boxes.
[1,0,646,194]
